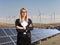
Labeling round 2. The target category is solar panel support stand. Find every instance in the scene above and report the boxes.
[47,38,48,40]
[39,40,42,45]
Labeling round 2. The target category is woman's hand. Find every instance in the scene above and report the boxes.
[23,26,26,30]
[29,24,33,27]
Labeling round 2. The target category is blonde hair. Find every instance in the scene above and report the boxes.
[20,8,28,22]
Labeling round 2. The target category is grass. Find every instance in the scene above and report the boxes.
[0,22,15,27]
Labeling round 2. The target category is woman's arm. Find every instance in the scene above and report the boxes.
[15,19,24,32]
[15,19,24,30]
[26,19,33,30]
[16,26,24,30]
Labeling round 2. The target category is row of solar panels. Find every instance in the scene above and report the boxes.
[31,28,60,43]
[0,26,60,45]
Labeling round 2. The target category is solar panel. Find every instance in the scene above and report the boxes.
[4,29,13,35]
[0,37,11,43]
[2,42,14,45]
[0,26,60,45]
[11,36,17,41]
[31,29,60,43]
[0,29,6,36]
[10,29,17,35]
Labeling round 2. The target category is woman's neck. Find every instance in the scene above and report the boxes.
[22,16,25,19]
[22,17,25,21]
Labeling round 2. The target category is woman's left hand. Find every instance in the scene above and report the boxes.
[29,24,32,27]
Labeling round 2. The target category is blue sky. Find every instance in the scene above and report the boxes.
[0,0,60,23]
[0,0,60,17]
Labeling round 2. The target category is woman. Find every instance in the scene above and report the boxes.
[15,8,33,45]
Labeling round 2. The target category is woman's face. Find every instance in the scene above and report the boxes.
[21,10,27,17]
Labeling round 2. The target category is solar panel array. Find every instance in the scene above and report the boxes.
[0,26,60,45]
[31,28,60,43]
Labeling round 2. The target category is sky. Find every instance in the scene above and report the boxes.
[0,0,60,23]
